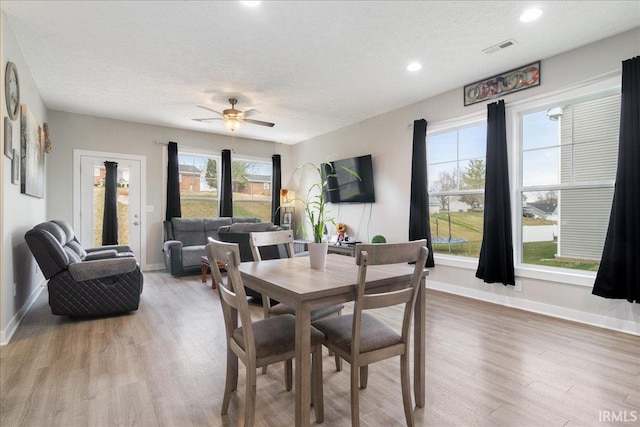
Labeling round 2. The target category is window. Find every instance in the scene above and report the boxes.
[428,122,486,257]
[231,159,272,222]
[178,154,219,218]
[520,92,620,271]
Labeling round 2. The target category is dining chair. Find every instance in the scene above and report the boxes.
[311,240,428,427]
[206,239,325,426]
[249,230,345,321]
[249,230,345,372]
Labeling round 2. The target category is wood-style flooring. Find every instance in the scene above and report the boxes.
[1,271,638,426]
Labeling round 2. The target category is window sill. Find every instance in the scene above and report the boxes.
[433,254,479,270]
[433,254,596,287]
[514,265,595,287]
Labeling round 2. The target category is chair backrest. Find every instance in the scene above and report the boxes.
[25,220,89,279]
[205,239,256,358]
[353,240,428,352]
[248,230,295,261]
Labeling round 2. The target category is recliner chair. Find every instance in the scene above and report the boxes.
[25,220,143,317]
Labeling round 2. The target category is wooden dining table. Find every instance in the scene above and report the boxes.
[238,253,428,426]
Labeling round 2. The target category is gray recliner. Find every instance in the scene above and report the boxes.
[25,220,143,317]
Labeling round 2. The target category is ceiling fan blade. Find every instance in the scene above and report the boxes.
[192,117,222,122]
[243,118,275,127]
[243,109,260,117]
[197,105,223,115]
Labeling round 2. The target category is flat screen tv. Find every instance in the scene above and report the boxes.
[322,154,375,203]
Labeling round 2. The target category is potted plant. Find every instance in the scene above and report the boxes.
[294,161,358,269]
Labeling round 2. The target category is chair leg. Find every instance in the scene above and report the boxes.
[261,298,272,378]
[285,359,293,391]
[222,350,238,415]
[312,344,324,423]
[351,361,360,427]
[335,354,342,372]
[245,362,257,427]
[400,353,414,427]
[360,365,368,389]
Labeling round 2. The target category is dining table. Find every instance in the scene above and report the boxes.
[238,253,429,426]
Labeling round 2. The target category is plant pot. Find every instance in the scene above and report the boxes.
[308,242,328,270]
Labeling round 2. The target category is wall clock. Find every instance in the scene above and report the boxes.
[5,62,20,121]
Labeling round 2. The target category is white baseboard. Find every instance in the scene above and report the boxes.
[1,280,46,346]
[427,280,640,337]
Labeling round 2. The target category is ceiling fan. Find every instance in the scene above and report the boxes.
[193,98,275,131]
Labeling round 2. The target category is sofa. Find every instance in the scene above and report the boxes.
[24,220,144,317]
[163,217,277,276]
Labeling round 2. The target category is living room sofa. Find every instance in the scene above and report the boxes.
[163,217,277,276]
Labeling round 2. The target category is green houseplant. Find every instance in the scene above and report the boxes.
[294,161,359,268]
[300,162,335,244]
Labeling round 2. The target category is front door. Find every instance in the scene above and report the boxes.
[74,150,145,266]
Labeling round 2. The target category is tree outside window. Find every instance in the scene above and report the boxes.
[232,159,272,222]
[428,123,486,257]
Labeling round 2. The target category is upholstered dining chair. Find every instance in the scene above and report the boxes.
[311,240,428,427]
[206,239,325,426]
[249,230,345,372]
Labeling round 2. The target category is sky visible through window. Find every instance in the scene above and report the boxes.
[522,111,560,187]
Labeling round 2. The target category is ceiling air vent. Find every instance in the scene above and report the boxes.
[482,39,517,54]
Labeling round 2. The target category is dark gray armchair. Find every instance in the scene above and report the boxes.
[25,220,143,317]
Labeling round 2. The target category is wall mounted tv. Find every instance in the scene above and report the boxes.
[322,154,376,203]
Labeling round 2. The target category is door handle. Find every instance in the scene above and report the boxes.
[133,221,140,226]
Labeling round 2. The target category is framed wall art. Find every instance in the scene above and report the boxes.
[11,148,20,184]
[4,117,12,159]
[463,61,541,106]
[20,105,45,198]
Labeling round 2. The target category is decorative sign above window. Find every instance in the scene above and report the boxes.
[464,61,540,106]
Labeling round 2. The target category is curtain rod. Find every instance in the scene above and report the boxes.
[154,140,197,149]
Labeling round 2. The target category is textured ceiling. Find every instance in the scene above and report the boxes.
[2,1,639,144]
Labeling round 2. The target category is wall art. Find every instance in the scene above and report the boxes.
[20,105,45,198]
[4,117,12,159]
[464,61,540,106]
[11,148,20,184]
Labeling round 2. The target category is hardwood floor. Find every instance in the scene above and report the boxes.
[1,271,638,426]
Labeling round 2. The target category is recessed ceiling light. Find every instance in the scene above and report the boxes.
[520,8,543,22]
[407,62,422,72]
[241,1,261,7]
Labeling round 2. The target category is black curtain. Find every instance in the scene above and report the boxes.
[219,149,233,217]
[166,141,182,221]
[409,119,435,267]
[271,154,282,225]
[102,161,119,245]
[476,100,515,286]
[593,56,640,303]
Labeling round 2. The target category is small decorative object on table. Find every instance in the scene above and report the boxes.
[336,222,347,242]
[372,235,386,243]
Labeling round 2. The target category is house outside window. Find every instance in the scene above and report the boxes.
[427,122,487,257]
[178,154,219,218]
[232,159,272,222]
[519,92,620,272]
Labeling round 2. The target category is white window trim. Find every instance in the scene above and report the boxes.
[427,115,487,260]
[434,254,596,287]
[428,73,621,287]
[508,74,621,287]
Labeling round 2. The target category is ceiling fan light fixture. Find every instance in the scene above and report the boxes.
[223,117,242,131]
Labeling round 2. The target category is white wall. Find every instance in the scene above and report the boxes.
[1,12,48,344]
[291,28,640,335]
[46,110,291,269]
